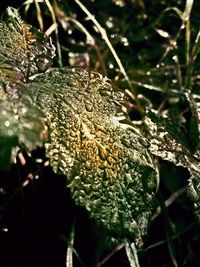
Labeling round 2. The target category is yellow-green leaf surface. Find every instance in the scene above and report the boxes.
[30,68,158,238]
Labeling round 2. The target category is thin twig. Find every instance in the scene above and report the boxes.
[151,186,186,221]
[139,222,194,252]
[97,243,124,267]
[44,0,62,67]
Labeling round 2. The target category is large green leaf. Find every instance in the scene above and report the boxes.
[29,68,158,239]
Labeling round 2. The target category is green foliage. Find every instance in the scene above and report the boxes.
[0,7,158,241]
[0,7,56,170]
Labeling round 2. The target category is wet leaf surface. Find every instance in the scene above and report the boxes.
[0,7,55,169]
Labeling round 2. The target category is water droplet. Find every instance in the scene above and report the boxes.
[109,63,114,69]
[106,17,114,29]
[68,29,72,35]
[70,130,76,137]
[113,0,125,7]
[121,36,129,46]
[85,102,93,112]
[85,161,92,170]
[2,228,9,232]
[21,107,27,114]
[98,145,109,160]
[125,173,132,183]
[4,120,10,127]
[146,180,156,192]
[146,71,151,76]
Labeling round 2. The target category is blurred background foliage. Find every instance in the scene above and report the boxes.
[0,0,200,266]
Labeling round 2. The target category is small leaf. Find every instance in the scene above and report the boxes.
[145,109,200,219]
[0,7,55,79]
[0,7,53,168]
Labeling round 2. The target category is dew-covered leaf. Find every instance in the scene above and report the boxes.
[186,92,200,153]
[0,79,47,169]
[145,109,200,218]
[0,7,55,80]
[0,7,53,169]
[185,92,200,217]
[29,68,159,239]
[144,109,197,167]
[0,81,46,145]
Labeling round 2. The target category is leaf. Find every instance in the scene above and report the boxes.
[144,109,192,167]
[0,7,55,168]
[0,81,46,148]
[0,7,55,80]
[29,68,158,239]
[186,92,200,153]
[145,109,200,218]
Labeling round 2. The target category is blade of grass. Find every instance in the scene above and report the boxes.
[151,186,186,221]
[172,55,183,89]
[23,0,43,4]
[68,16,109,74]
[190,30,200,62]
[44,0,62,67]
[153,7,183,64]
[23,0,62,66]
[130,79,200,100]
[45,22,57,36]
[139,222,194,253]
[97,243,124,267]
[66,224,75,267]
[53,3,108,76]
[124,241,140,267]
[33,0,44,31]
[22,0,41,17]
[73,0,132,90]
[73,0,146,114]
[183,0,194,89]
[182,0,194,21]
[184,30,200,90]
[156,1,193,86]
[184,0,193,64]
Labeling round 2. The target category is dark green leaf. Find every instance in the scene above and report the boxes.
[29,67,158,239]
[0,7,54,168]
